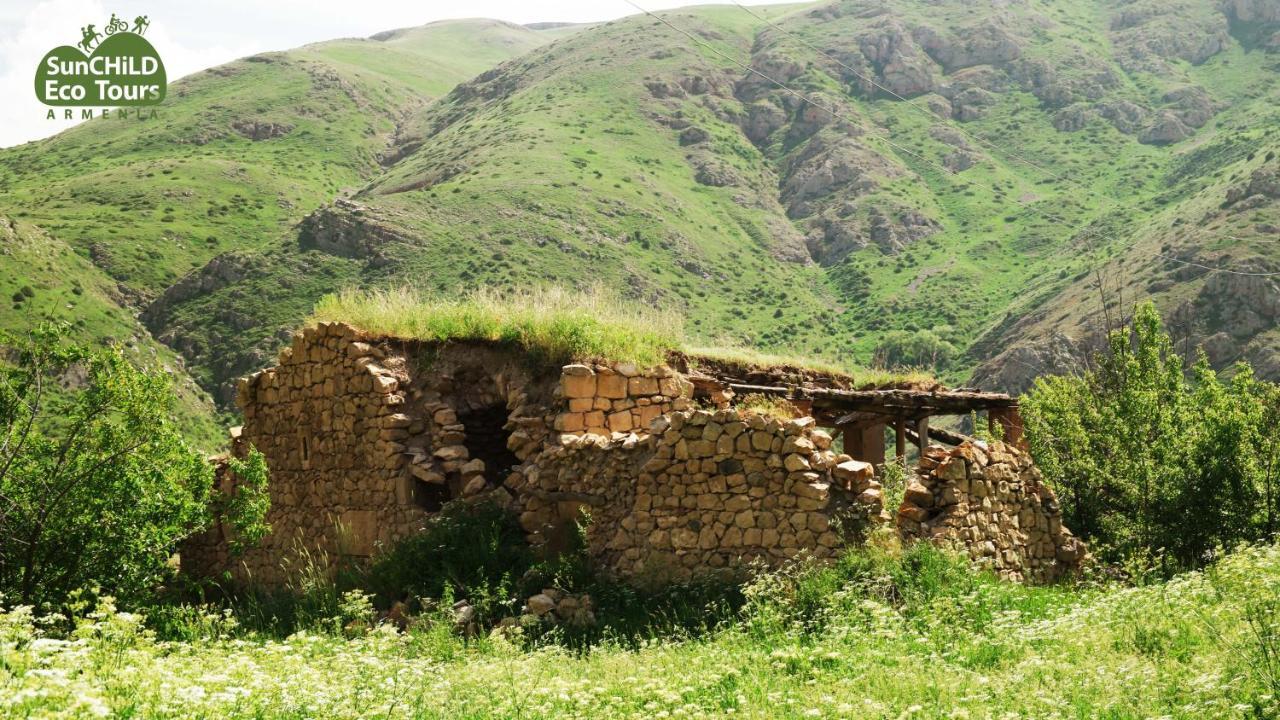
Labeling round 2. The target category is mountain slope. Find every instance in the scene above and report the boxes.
[3,1,1280,424]
[0,19,578,426]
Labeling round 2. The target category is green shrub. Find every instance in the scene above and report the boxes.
[1023,302,1280,571]
[366,500,532,622]
[0,324,217,606]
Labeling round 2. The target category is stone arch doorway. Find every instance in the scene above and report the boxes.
[442,366,521,489]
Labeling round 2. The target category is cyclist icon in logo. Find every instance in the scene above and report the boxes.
[104,13,128,35]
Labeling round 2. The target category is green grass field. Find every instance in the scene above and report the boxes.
[4,537,1278,718]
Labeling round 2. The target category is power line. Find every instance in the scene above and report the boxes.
[621,0,1280,279]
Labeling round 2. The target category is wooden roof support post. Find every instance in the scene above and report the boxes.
[989,406,1027,449]
[916,415,929,453]
[842,421,886,466]
[894,418,906,463]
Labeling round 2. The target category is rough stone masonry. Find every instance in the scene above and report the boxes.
[182,322,1086,585]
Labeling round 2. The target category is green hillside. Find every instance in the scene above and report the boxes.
[0,18,577,423]
[2,0,1280,432]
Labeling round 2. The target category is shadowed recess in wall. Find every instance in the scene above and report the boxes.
[458,405,520,485]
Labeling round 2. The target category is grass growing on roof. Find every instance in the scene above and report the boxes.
[685,345,937,388]
[311,285,684,367]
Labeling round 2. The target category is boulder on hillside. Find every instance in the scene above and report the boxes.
[1163,85,1217,128]
[1139,111,1194,145]
[951,87,997,121]
[1099,100,1150,134]
[678,126,711,146]
[1053,103,1095,132]
[230,120,294,141]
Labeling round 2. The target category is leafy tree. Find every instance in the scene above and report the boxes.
[1023,302,1280,570]
[873,328,956,370]
[0,324,267,605]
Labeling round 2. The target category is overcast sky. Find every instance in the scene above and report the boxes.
[0,0,783,148]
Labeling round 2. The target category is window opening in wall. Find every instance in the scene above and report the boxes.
[457,404,520,483]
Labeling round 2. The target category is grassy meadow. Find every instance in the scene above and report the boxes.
[3,536,1279,719]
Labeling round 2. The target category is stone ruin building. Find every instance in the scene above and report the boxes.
[183,321,1086,586]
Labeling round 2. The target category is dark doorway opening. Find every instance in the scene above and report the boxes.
[458,405,520,483]
[412,479,450,512]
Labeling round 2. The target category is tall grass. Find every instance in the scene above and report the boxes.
[312,285,935,382]
[311,285,684,367]
[684,344,936,388]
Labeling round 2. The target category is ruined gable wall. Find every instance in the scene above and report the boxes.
[185,322,420,583]
[184,323,562,584]
[555,362,694,436]
[896,441,1087,582]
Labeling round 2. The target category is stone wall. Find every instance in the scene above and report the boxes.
[896,441,1087,582]
[555,362,693,436]
[182,322,560,583]
[185,322,1084,587]
[508,407,884,580]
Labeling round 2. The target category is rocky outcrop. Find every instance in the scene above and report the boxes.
[141,251,258,328]
[230,120,294,141]
[1223,0,1280,24]
[1139,111,1194,145]
[970,331,1089,395]
[912,21,1023,72]
[950,87,997,122]
[1053,103,1095,132]
[678,126,711,146]
[1099,100,1150,134]
[857,20,936,98]
[297,199,400,265]
[1225,163,1280,207]
[780,136,889,217]
[898,441,1087,582]
[1110,0,1231,72]
[1163,85,1217,129]
[1197,268,1280,339]
[806,205,941,263]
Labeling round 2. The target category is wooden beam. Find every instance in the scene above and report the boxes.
[725,383,1018,414]
[905,424,973,447]
[915,416,929,453]
[894,419,906,461]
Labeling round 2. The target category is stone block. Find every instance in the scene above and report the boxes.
[607,410,635,432]
[628,377,660,396]
[783,454,811,472]
[597,374,628,399]
[833,459,874,486]
[904,482,934,508]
